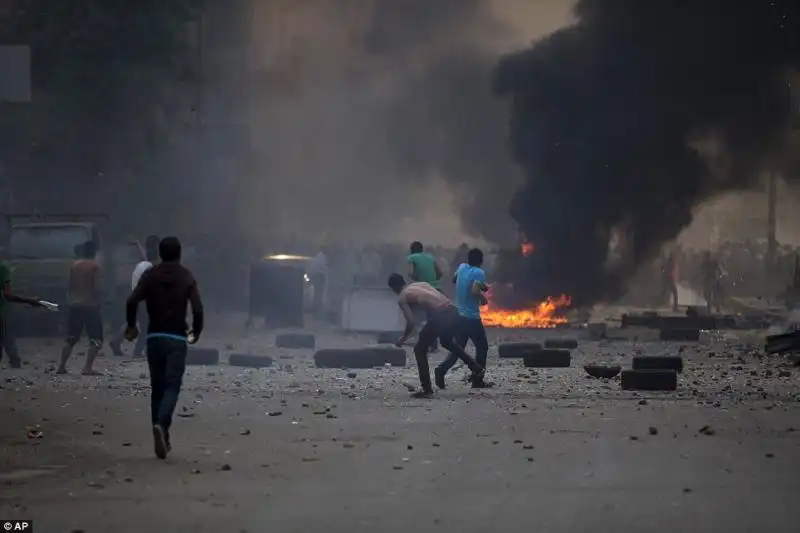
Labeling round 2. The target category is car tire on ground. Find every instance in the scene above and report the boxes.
[186,348,220,366]
[229,353,274,368]
[314,348,406,369]
[498,342,542,359]
[522,349,571,368]
[543,338,579,350]
[621,369,678,391]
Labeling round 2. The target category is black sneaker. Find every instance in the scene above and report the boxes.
[410,389,434,399]
[434,367,446,390]
[472,378,495,389]
[152,424,168,459]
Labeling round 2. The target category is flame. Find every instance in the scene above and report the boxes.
[480,289,571,329]
[521,241,534,257]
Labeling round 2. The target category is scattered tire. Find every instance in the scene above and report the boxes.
[522,349,571,368]
[498,342,542,359]
[314,348,407,369]
[275,332,316,349]
[229,353,274,368]
[621,369,678,391]
[632,355,684,373]
[659,329,700,342]
[186,348,220,366]
[544,338,578,350]
[584,365,621,379]
[376,331,404,344]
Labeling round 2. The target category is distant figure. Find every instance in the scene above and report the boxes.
[0,256,44,368]
[110,235,160,358]
[407,241,442,289]
[125,236,204,460]
[308,248,328,317]
[58,241,103,375]
[701,251,725,314]
[359,245,383,286]
[660,248,679,312]
[451,243,469,273]
[388,273,487,398]
[436,248,492,390]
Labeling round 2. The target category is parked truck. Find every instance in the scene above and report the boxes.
[3,214,144,337]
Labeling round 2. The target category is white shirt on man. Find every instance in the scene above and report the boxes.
[131,261,153,290]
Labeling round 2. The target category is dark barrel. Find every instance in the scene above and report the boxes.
[249,259,305,328]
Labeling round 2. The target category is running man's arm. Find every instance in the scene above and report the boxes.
[470,270,488,296]
[188,278,204,339]
[1,263,37,305]
[397,297,416,343]
[451,263,463,284]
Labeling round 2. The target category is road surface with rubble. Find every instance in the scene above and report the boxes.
[0,313,798,533]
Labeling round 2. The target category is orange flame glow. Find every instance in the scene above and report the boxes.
[480,290,571,329]
[521,242,534,257]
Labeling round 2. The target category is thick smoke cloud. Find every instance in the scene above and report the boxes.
[494,0,800,306]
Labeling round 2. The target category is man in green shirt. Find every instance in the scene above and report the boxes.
[0,261,44,368]
[407,241,442,288]
[407,241,443,352]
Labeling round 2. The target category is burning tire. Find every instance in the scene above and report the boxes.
[522,349,571,368]
[543,338,579,350]
[314,348,406,369]
[621,369,677,391]
[186,348,220,366]
[229,353,274,368]
[658,329,700,342]
[632,355,684,373]
[498,342,542,358]
[275,332,316,349]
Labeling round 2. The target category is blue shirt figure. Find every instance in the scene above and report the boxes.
[455,262,486,320]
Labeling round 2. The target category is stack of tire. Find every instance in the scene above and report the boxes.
[621,356,683,391]
[497,338,578,368]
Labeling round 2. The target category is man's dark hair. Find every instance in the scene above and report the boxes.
[387,273,406,293]
[409,241,423,254]
[467,248,484,267]
[159,236,182,262]
[144,235,160,262]
[82,241,96,259]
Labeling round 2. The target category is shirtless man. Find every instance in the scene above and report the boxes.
[388,273,487,398]
[57,241,103,375]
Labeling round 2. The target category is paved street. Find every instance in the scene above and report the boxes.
[0,318,799,532]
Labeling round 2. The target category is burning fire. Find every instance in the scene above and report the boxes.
[480,287,571,329]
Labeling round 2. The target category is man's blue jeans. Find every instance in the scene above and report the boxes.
[146,336,187,431]
[436,316,489,374]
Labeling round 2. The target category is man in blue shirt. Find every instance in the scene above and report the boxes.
[434,248,491,390]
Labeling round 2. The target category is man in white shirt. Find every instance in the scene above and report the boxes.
[110,235,160,357]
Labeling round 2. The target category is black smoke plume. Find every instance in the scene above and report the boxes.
[495,0,800,307]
